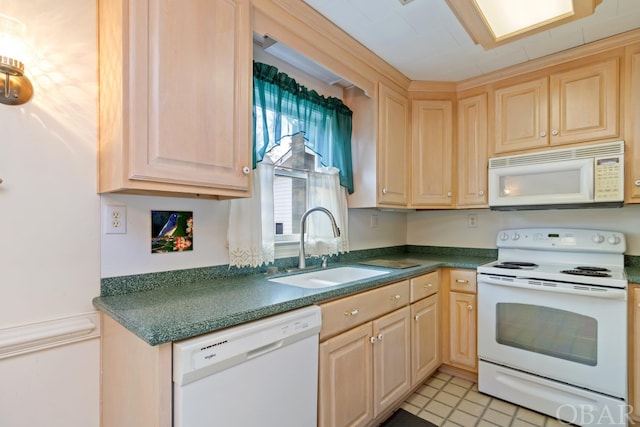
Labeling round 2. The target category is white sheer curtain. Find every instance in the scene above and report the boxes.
[227,162,275,268]
[304,167,349,257]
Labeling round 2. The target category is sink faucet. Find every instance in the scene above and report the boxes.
[298,207,341,269]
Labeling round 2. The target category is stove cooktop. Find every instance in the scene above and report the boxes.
[478,228,628,288]
[478,259,627,288]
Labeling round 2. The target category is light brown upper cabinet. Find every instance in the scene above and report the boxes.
[98,0,252,198]
[626,43,640,203]
[378,83,411,207]
[493,57,620,155]
[410,99,454,208]
[457,93,488,207]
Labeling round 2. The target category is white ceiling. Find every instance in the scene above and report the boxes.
[301,0,640,81]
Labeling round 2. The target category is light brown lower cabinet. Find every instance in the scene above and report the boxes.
[319,306,411,427]
[442,268,478,375]
[318,279,411,427]
[411,294,440,386]
[410,270,441,386]
[318,272,443,427]
[448,291,477,370]
[101,315,172,427]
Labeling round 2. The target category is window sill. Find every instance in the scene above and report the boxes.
[275,239,299,258]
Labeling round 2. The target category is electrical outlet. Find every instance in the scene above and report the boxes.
[467,214,478,228]
[104,205,127,234]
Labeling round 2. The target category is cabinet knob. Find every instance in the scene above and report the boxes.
[478,190,484,196]
[635,180,640,187]
[344,309,359,317]
[382,188,388,194]
[377,333,383,341]
[370,336,376,344]
[540,131,547,137]
[551,129,558,136]
[389,294,401,301]
[456,279,469,284]
[447,192,453,197]
[467,305,473,311]
[424,283,433,289]
[242,166,250,175]
[414,315,420,321]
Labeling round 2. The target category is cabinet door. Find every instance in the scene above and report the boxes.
[372,307,411,417]
[626,45,640,203]
[378,83,410,207]
[494,77,549,154]
[411,295,440,386]
[319,322,373,427]
[411,100,454,207]
[449,291,477,371]
[457,93,488,207]
[549,58,619,146]
[99,0,251,197]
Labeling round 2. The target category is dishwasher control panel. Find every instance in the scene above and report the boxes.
[173,305,322,386]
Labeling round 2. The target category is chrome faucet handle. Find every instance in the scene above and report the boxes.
[321,256,328,269]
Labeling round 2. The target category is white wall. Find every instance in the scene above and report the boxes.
[0,0,100,426]
[407,204,640,255]
[101,193,407,277]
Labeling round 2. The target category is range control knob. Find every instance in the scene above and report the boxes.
[511,233,520,241]
[607,235,621,245]
[592,234,605,244]
[499,233,509,241]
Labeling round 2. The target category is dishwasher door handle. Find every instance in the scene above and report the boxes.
[247,340,284,360]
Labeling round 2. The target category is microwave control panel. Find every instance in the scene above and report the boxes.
[594,155,623,201]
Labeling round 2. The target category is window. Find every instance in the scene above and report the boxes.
[227,61,352,268]
[268,133,321,242]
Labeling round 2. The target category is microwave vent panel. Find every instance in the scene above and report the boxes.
[489,141,624,168]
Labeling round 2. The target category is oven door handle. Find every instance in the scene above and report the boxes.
[478,276,627,300]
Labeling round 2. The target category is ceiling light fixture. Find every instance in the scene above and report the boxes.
[0,14,33,105]
[446,0,602,49]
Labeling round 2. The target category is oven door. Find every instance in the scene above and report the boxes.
[477,275,627,398]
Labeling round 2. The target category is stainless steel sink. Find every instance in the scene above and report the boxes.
[268,266,390,289]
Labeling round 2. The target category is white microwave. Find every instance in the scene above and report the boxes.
[488,141,624,210]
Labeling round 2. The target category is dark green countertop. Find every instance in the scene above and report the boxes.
[626,267,640,284]
[93,248,640,346]
[93,253,493,346]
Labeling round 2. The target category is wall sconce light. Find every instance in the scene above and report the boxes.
[0,14,32,105]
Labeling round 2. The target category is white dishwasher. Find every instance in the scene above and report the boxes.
[173,305,322,427]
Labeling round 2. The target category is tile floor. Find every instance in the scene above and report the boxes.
[400,371,571,427]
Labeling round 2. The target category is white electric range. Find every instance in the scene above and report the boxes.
[477,228,628,427]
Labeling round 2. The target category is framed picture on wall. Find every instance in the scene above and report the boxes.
[151,210,194,253]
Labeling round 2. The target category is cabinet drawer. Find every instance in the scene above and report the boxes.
[449,269,477,293]
[410,271,439,302]
[320,281,409,340]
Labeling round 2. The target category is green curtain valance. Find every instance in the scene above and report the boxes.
[252,61,354,194]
